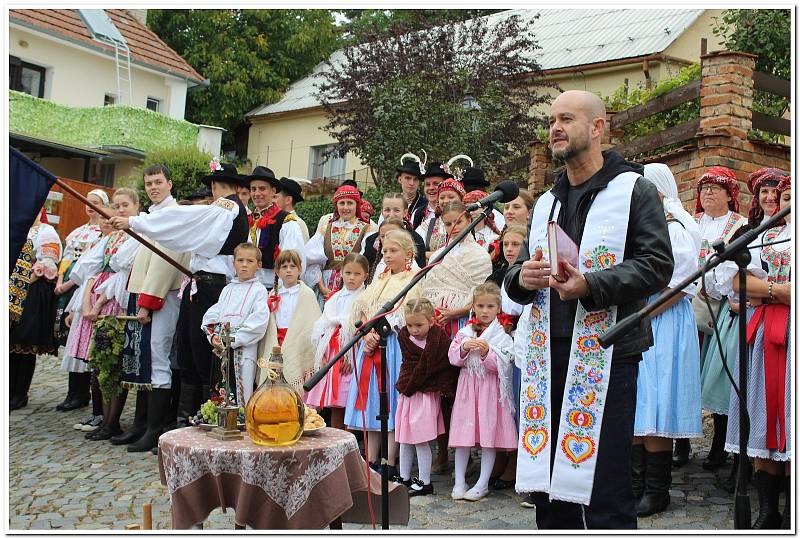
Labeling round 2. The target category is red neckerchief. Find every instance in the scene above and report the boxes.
[465,318,486,335]
[248,204,281,228]
[267,290,280,313]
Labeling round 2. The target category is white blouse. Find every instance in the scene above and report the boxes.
[275,281,301,328]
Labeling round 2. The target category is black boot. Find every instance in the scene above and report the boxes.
[128,388,172,452]
[110,390,149,445]
[781,475,790,529]
[637,450,672,517]
[9,354,20,405]
[55,372,76,411]
[703,414,728,470]
[61,372,91,411]
[718,453,739,494]
[11,355,36,410]
[752,470,782,529]
[631,444,646,500]
[672,438,690,468]
[175,382,200,428]
[163,371,181,432]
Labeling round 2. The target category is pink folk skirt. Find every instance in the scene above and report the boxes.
[66,272,124,361]
[394,391,445,445]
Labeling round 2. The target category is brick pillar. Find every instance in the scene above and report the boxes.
[689,50,758,212]
[602,111,625,151]
[528,141,552,194]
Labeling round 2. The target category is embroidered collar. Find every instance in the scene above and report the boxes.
[249,203,282,228]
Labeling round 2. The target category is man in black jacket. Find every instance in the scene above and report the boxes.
[504,90,673,529]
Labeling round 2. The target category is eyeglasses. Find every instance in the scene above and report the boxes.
[700,184,725,194]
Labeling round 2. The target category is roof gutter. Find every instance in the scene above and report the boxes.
[540,53,692,78]
[10,18,206,87]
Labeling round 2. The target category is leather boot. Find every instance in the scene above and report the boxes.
[176,382,201,428]
[631,444,646,500]
[11,355,36,410]
[110,390,148,445]
[9,354,20,405]
[781,475,790,529]
[752,470,783,529]
[55,372,76,411]
[637,450,672,517]
[128,388,172,452]
[163,371,181,432]
[61,372,91,411]
[703,414,728,470]
[672,438,690,468]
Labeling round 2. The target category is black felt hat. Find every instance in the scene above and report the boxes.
[243,166,282,190]
[396,159,423,178]
[280,177,304,203]
[461,167,490,189]
[421,162,454,180]
[186,186,212,201]
[200,162,246,187]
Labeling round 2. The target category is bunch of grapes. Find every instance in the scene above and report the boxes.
[200,400,218,425]
[93,327,112,350]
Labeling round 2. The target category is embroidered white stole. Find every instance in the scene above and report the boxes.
[515,172,638,504]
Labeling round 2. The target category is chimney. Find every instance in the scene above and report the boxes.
[128,9,147,26]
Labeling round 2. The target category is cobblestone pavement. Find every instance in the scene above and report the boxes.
[9,356,757,531]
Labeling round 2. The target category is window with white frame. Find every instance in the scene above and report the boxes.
[146,97,160,112]
[308,144,346,180]
[9,56,46,98]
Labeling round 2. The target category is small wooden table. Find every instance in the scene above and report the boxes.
[158,427,409,529]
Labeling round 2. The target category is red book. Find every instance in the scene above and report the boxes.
[547,221,578,283]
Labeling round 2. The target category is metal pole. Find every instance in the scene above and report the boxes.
[376,319,392,530]
[733,251,752,529]
[54,177,192,278]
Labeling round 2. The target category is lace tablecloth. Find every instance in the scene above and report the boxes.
[158,427,409,529]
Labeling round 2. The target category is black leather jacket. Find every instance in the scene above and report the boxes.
[504,151,674,362]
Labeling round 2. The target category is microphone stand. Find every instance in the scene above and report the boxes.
[599,203,791,529]
[304,203,495,529]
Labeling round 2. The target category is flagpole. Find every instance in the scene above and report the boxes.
[54,177,193,279]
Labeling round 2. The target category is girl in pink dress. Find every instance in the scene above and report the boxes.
[306,253,369,429]
[448,282,517,501]
[394,298,459,496]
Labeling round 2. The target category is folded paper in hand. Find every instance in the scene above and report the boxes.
[547,221,578,283]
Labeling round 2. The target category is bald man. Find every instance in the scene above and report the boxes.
[505,90,673,529]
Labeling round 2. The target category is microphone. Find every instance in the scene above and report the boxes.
[465,180,520,211]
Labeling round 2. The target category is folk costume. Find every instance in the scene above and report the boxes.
[461,168,506,231]
[421,234,492,338]
[279,177,310,242]
[306,285,366,409]
[396,153,427,224]
[257,280,321,392]
[506,151,673,529]
[463,190,501,250]
[395,324,456,494]
[306,186,377,302]
[635,164,703,439]
[202,277,269,406]
[343,267,422,431]
[245,167,306,289]
[126,162,250,418]
[415,178,466,253]
[362,227,426,280]
[9,218,62,409]
[448,319,517,450]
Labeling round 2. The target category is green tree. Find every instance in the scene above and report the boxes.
[147,9,340,147]
[335,9,506,43]
[317,12,555,187]
[713,9,790,119]
[129,145,213,207]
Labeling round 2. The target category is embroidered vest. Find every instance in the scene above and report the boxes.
[256,209,289,270]
[219,194,250,256]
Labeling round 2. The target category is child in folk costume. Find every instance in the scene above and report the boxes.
[723,176,792,529]
[395,298,459,496]
[69,188,142,440]
[463,190,501,250]
[362,193,427,270]
[9,208,62,411]
[202,243,270,407]
[344,229,423,478]
[449,282,517,502]
[418,178,466,257]
[365,218,423,283]
[306,253,369,429]
[258,250,322,393]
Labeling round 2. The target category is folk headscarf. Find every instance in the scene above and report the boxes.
[463,190,500,235]
[643,163,701,252]
[331,185,366,222]
[777,175,791,194]
[695,166,740,214]
[434,178,466,217]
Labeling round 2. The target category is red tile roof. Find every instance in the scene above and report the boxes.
[10,9,204,84]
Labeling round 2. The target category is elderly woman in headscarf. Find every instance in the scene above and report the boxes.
[682,166,747,472]
[720,175,791,528]
[631,163,703,516]
[305,184,378,305]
